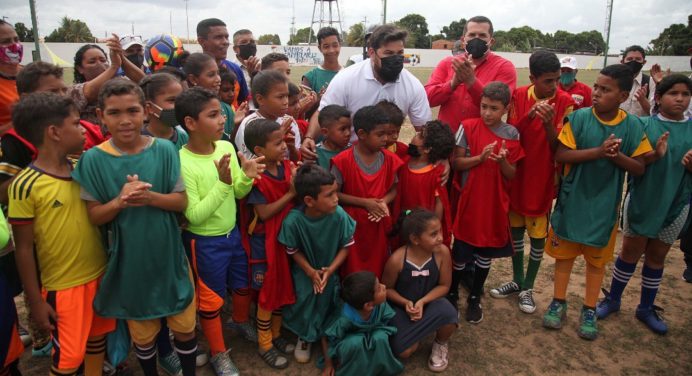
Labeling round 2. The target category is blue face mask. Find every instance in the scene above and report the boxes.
[560,71,576,86]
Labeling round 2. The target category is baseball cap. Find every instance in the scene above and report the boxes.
[120,35,144,50]
[560,56,578,70]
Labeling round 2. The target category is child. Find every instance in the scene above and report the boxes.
[376,100,409,161]
[0,209,22,376]
[449,82,525,323]
[382,209,457,372]
[184,52,235,140]
[490,51,575,314]
[235,70,301,161]
[543,64,652,340]
[288,83,310,138]
[279,164,355,365]
[316,105,352,170]
[219,69,249,131]
[244,119,299,368]
[175,87,265,375]
[322,271,403,376]
[331,105,403,278]
[302,26,342,94]
[596,74,692,334]
[72,78,198,376]
[393,120,455,248]
[9,92,114,376]
[140,72,189,150]
[260,52,291,77]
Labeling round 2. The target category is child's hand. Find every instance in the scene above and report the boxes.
[214,153,233,185]
[682,150,692,170]
[30,299,57,332]
[479,141,497,162]
[118,174,152,208]
[535,102,556,127]
[634,84,649,104]
[234,101,249,125]
[317,267,331,293]
[405,300,421,321]
[655,131,670,159]
[412,300,425,321]
[489,140,509,162]
[310,268,324,294]
[600,134,622,159]
[364,198,389,222]
[321,358,335,376]
[284,130,296,149]
[238,151,266,180]
[289,161,301,195]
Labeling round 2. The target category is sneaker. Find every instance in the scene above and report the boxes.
[272,337,295,354]
[225,319,258,343]
[158,351,182,376]
[196,349,209,367]
[465,296,483,324]
[31,340,52,357]
[542,300,567,329]
[518,289,536,314]
[635,305,668,335]
[578,307,598,340]
[595,289,620,320]
[294,338,312,363]
[428,340,449,372]
[490,281,521,299]
[683,267,692,283]
[17,325,32,347]
[209,350,240,376]
[259,347,289,369]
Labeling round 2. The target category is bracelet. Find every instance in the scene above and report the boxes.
[304,136,314,141]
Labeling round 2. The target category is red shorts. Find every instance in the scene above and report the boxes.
[43,277,115,370]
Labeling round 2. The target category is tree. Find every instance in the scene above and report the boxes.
[649,14,692,55]
[395,13,430,49]
[257,34,281,45]
[14,22,34,42]
[441,18,466,40]
[288,27,315,45]
[45,16,94,43]
[345,23,365,47]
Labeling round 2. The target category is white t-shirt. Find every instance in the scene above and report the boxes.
[235,112,301,159]
[319,58,432,141]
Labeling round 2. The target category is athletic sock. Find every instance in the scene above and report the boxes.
[640,264,664,309]
[585,262,606,308]
[271,309,283,339]
[199,309,226,355]
[84,335,107,376]
[608,256,637,302]
[523,237,545,290]
[470,256,491,298]
[134,342,158,376]
[231,288,251,323]
[174,337,198,376]
[553,257,575,300]
[257,307,273,352]
[510,227,525,287]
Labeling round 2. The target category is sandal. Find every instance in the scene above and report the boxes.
[259,347,289,369]
[272,337,296,354]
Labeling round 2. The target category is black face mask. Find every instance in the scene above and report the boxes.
[126,54,144,68]
[238,43,257,60]
[465,38,488,59]
[407,143,421,158]
[378,55,404,83]
[625,60,644,75]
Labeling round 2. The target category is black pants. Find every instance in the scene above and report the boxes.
[681,222,692,269]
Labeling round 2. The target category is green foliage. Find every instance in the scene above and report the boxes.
[45,17,94,43]
[441,18,466,40]
[491,26,605,54]
[257,34,281,45]
[14,22,34,42]
[345,23,364,47]
[395,13,430,49]
[288,27,316,45]
[649,14,692,55]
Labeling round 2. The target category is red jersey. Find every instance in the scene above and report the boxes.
[453,118,524,247]
[559,80,592,110]
[331,147,403,278]
[507,86,574,216]
[81,120,107,151]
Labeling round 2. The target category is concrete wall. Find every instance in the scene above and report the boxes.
[21,42,692,71]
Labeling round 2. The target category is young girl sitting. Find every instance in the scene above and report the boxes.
[382,209,458,372]
[140,72,188,150]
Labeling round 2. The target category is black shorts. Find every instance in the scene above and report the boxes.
[451,239,514,265]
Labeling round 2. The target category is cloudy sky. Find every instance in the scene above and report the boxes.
[3,0,690,53]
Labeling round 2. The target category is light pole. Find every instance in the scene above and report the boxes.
[29,0,41,61]
[184,0,190,42]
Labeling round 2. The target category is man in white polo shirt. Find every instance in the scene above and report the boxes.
[301,24,432,159]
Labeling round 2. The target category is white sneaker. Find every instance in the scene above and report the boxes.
[428,340,449,372]
[210,350,239,376]
[518,289,537,314]
[294,338,312,363]
[196,349,209,367]
[489,281,520,299]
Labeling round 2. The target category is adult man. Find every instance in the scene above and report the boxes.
[558,56,592,110]
[0,20,21,135]
[117,34,148,81]
[196,18,249,105]
[620,45,655,116]
[301,24,432,159]
[425,16,517,133]
[231,29,261,86]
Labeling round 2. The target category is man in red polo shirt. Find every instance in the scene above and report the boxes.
[425,16,516,133]
[558,56,592,110]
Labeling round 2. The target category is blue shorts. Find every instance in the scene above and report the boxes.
[183,228,249,312]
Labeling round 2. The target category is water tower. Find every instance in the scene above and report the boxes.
[308,0,343,45]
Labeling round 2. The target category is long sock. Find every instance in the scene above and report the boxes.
[510,227,526,287]
[134,342,158,376]
[231,288,251,323]
[640,264,664,309]
[173,337,198,376]
[84,336,106,376]
[585,262,606,308]
[470,256,491,298]
[553,258,576,300]
[523,237,545,290]
[257,307,273,352]
[448,263,464,302]
[155,321,174,357]
[271,310,283,339]
[608,256,637,301]
[199,309,226,355]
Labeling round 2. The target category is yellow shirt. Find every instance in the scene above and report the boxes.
[8,163,106,290]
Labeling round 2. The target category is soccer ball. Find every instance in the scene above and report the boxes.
[145,34,185,71]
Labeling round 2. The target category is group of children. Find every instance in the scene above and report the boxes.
[0,29,691,376]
